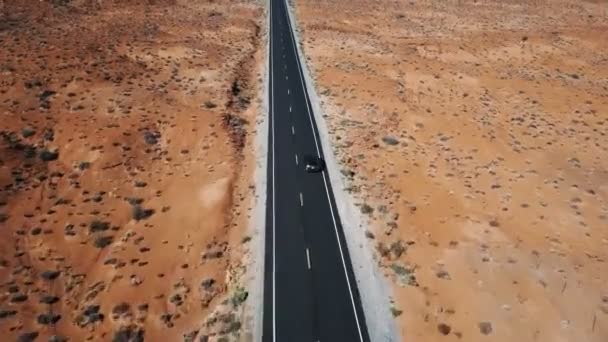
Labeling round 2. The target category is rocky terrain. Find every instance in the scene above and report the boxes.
[293,0,608,341]
[0,0,263,341]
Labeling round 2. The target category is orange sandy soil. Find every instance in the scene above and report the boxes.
[0,0,263,341]
[294,0,608,340]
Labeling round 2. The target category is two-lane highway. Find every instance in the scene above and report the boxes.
[263,0,370,341]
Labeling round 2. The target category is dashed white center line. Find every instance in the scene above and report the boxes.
[306,248,311,269]
[287,89,290,95]
[295,154,298,165]
[299,192,303,207]
[289,105,292,112]
[285,76,288,80]
[291,126,295,135]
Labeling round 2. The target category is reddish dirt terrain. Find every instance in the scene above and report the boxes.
[294,0,608,341]
[0,0,263,341]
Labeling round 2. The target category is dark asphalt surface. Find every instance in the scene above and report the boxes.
[262,0,370,341]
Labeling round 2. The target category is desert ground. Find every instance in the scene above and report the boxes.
[293,0,608,341]
[0,0,263,341]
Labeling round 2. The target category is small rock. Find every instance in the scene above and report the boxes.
[382,135,400,146]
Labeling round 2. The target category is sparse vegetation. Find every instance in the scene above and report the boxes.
[112,325,144,342]
[21,128,35,138]
[360,203,373,214]
[478,321,493,335]
[40,270,61,281]
[37,313,61,325]
[0,5,262,342]
[94,235,114,248]
[381,136,399,146]
[296,0,608,339]
[89,220,110,233]
[132,205,155,221]
[230,287,248,307]
[39,149,59,161]
[437,323,451,335]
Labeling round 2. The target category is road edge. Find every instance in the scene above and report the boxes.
[284,1,399,341]
[243,0,270,341]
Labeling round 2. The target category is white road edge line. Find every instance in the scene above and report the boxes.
[306,248,312,269]
[283,1,364,341]
[299,192,304,207]
[270,0,277,341]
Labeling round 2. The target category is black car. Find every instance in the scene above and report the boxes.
[304,155,325,173]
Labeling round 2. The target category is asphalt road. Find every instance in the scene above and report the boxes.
[262,0,370,341]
